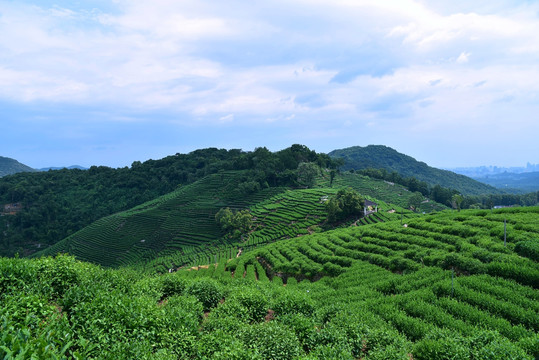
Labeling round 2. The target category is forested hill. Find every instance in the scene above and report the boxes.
[0,145,336,257]
[0,156,36,177]
[329,145,501,195]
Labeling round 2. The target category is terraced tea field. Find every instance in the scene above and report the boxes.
[322,172,447,212]
[181,207,539,358]
[34,170,449,272]
[35,171,286,267]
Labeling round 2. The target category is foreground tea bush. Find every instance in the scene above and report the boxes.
[1,215,538,360]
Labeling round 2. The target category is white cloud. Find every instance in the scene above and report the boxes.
[456,52,470,64]
[218,114,234,123]
[1,0,539,167]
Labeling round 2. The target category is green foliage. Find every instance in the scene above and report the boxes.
[37,254,80,299]
[297,162,320,188]
[2,194,539,359]
[272,290,315,317]
[515,239,539,261]
[0,238,537,360]
[196,331,254,359]
[215,207,253,239]
[186,278,224,311]
[0,145,335,257]
[240,321,302,360]
[408,192,424,212]
[326,187,364,222]
[413,329,533,360]
[160,273,189,298]
[227,287,269,323]
[452,194,464,211]
[322,261,345,276]
[329,145,500,195]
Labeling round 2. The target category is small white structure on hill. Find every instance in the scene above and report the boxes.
[364,200,378,216]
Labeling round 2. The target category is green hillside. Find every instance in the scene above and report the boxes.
[2,207,538,359]
[33,171,286,268]
[33,169,427,272]
[329,171,447,213]
[0,145,336,257]
[0,156,36,177]
[329,145,501,195]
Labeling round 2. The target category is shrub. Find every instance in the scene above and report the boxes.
[241,321,301,360]
[227,288,268,323]
[469,330,533,360]
[412,329,469,360]
[305,345,354,360]
[514,239,539,261]
[186,278,223,311]
[0,257,38,296]
[196,330,255,360]
[322,262,345,276]
[272,291,315,317]
[278,313,317,350]
[160,274,189,298]
[38,254,80,299]
[273,276,284,286]
[161,295,204,335]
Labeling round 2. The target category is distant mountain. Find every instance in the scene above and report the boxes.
[450,163,539,177]
[39,165,88,171]
[473,171,539,193]
[328,145,501,195]
[0,156,37,177]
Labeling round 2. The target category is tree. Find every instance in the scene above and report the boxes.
[215,208,234,232]
[408,192,424,212]
[329,170,336,187]
[451,194,463,212]
[326,188,364,222]
[215,208,253,239]
[297,162,319,188]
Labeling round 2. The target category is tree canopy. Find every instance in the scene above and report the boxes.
[326,188,365,223]
[215,208,253,240]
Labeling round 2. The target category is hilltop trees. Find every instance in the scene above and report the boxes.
[297,162,319,188]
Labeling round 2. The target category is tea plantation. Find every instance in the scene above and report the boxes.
[31,170,423,273]
[2,207,538,359]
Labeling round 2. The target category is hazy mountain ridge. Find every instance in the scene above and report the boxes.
[450,163,539,177]
[471,171,539,193]
[0,156,37,177]
[39,165,88,171]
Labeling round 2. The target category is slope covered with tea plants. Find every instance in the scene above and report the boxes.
[32,171,286,268]
[33,166,426,272]
[2,206,538,359]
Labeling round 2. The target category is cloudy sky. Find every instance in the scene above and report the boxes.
[1,0,538,169]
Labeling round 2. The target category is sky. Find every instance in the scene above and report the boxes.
[1,0,538,169]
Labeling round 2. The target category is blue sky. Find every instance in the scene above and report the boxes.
[1,0,538,169]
